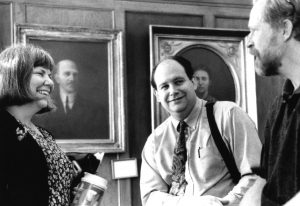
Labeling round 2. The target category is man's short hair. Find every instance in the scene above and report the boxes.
[0,43,55,113]
[260,0,300,41]
[150,56,194,90]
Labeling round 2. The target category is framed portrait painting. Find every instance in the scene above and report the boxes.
[149,25,257,130]
[15,24,125,153]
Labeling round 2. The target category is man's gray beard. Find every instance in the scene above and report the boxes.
[261,57,281,76]
[255,49,281,76]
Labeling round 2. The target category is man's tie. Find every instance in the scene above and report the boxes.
[169,121,188,196]
[65,96,71,114]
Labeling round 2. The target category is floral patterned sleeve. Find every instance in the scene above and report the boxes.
[24,124,76,206]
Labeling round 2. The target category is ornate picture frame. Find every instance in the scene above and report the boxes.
[149,25,257,130]
[15,24,126,153]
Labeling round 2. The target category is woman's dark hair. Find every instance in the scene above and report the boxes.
[150,55,194,90]
[0,43,55,113]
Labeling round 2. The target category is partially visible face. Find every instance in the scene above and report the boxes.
[30,66,54,109]
[192,70,210,94]
[55,60,79,94]
[247,0,283,76]
[154,59,197,120]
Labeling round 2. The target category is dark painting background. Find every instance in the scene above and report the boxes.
[30,39,109,139]
[179,46,236,102]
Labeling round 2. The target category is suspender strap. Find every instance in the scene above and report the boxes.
[205,102,241,184]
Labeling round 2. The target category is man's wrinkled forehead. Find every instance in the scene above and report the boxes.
[248,0,267,28]
[155,59,183,75]
[59,63,78,74]
[154,59,185,83]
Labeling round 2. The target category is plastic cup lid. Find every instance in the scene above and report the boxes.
[82,172,108,190]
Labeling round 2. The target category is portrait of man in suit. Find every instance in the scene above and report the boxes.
[34,59,109,139]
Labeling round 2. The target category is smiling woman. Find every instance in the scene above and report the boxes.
[30,66,54,110]
[0,44,77,206]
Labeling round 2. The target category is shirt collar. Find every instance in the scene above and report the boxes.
[282,79,300,101]
[59,90,76,104]
[170,98,205,131]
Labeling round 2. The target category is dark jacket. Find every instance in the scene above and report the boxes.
[261,80,300,205]
[0,109,49,206]
[33,94,109,139]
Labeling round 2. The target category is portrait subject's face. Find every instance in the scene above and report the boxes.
[30,66,54,109]
[55,60,79,94]
[247,0,284,76]
[154,59,197,120]
[193,70,210,94]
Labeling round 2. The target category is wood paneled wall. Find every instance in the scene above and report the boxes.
[0,2,12,49]
[0,0,283,205]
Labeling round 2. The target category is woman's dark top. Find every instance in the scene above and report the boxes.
[0,109,75,206]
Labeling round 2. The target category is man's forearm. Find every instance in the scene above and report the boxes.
[284,192,300,206]
[144,191,181,206]
[239,176,266,206]
[219,174,258,205]
[146,191,223,206]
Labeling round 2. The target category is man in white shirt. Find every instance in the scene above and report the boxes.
[140,56,262,206]
[55,59,78,114]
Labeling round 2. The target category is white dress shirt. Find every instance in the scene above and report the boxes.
[140,98,262,206]
[59,91,75,113]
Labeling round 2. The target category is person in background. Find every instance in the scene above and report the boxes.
[0,44,76,206]
[140,56,261,206]
[192,65,217,102]
[240,0,300,205]
[55,59,79,116]
[34,59,108,139]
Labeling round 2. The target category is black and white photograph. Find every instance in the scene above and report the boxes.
[0,1,297,206]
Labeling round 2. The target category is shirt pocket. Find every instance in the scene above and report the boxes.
[195,146,226,181]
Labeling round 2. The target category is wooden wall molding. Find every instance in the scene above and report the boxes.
[215,16,249,29]
[0,2,12,48]
[24,4,115,29]
[118,0,252,8]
